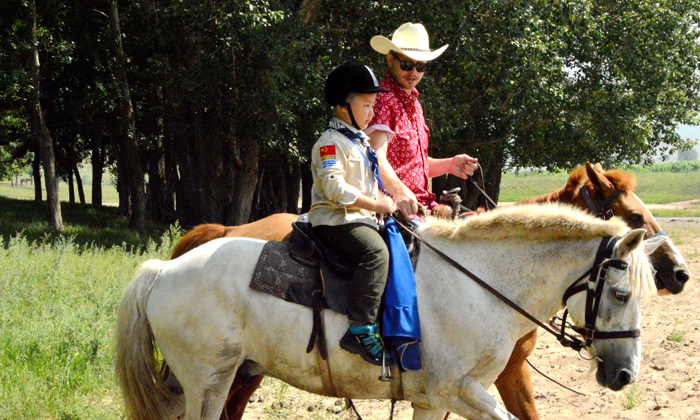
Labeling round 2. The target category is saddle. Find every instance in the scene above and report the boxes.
[249,215,420,361]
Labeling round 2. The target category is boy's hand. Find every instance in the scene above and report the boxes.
[394,189,419,216]
[374,196,396,214]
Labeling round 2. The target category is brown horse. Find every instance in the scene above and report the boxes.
[170,162,691,420]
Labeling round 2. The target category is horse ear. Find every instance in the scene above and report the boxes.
[594,162,604,172]
[642,232,666,256]
[585,162,616,195]
[616,229,646,259]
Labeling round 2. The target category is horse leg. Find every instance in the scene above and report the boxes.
[439,377,517,420]
[220,374,264,420]
[494,329,539,420]
[178,369,236,420]
[411,403,449,420]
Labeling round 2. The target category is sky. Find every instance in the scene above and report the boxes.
[676,124,700,144]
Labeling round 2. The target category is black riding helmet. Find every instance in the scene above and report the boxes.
[325,62,388,129]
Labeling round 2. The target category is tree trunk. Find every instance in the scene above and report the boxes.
[68,172,75,204]
[91,139,103,208]
[109,0,146,230]
[28,0,62,231]
[32,152,42,201]
[300,161,312,214]
[142,0,176,224]
[224,139,259,225]
[172,118,202,227]
[73,162,86,205]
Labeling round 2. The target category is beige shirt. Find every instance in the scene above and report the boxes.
[309,118,382,228]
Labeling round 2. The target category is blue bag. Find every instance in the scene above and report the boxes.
[382,218,422,370]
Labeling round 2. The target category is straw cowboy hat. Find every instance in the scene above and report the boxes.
[370,23,448,62]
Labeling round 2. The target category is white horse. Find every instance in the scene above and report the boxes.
[115,204,657,420]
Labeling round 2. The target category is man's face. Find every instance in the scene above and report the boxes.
[387,52,426,92]
[346,93,377,130]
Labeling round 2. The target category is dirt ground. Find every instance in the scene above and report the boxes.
[243,211,700,420]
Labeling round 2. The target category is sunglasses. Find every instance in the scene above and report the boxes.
[391,53,428,73]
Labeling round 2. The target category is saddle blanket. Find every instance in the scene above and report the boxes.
[250,241,325,309]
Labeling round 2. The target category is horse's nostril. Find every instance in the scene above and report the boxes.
[618,369,633,386]
[675,269,690,285]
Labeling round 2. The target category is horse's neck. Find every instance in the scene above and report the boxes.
[416,236,599,332]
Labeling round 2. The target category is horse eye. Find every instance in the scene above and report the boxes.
[627,213,643,227]
[614,291,630,303]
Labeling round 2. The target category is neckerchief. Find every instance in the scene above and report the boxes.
[335,126,389,196]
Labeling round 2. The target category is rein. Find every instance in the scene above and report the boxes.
[389,215,639,357]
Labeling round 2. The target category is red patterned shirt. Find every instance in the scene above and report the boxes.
[366,72,436,210]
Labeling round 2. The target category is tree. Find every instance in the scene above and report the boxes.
[426,0,700,208]
[27,0,63,231]
[678,148,699,161]
[108,0,146,230]
[2,0,698,227]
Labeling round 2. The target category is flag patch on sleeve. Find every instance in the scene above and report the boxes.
[320,145,336,168]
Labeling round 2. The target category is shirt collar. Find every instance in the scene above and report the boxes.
[329,117,369,141]
[383,71,420,104]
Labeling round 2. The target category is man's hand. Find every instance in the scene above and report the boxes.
[393,189,419,217]
[449,154,479,179]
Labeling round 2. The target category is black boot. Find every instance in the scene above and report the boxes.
[340,324,394,366]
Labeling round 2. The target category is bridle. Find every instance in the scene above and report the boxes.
[579,185,624,220]
[559,236,639,358]
[579,184,668,244]
[391,216,640,358]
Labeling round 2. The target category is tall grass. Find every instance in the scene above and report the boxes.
[0,229,180,419]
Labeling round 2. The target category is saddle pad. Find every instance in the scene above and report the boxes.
[250,241,321,307]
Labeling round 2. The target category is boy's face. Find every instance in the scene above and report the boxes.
[342,93,377,130]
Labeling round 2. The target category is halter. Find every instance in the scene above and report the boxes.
[579,185,624,220]
[559,236,640,359]
[390,216,640,358]
[579,184,668,244]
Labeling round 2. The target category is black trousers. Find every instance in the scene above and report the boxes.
[313,223,389,326]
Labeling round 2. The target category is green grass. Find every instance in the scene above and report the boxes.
[0,231,180,419]
[0,190,181,419]
[620,384,643,410]
[499,163,700,204]
[0,180,119,205]
[0,196,176,251]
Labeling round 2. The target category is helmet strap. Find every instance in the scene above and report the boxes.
[343,101,361,130]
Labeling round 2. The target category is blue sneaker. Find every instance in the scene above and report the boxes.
[340,324,394,366]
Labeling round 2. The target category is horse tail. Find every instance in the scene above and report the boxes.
[115,260,174,420]
[170,223,229,259]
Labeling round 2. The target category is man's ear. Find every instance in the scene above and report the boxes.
[386,53,393,66]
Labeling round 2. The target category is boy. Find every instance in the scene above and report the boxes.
[309,62,395,366]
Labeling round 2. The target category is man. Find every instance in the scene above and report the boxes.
[366,23,479,219]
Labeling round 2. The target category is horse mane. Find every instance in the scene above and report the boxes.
[420,203,629,242]
[420,202,655,299]
[568,166,637,191]
[624,244,657,300]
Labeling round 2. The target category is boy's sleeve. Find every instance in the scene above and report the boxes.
[312,141,362,206]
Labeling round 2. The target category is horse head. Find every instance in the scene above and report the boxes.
[562,162,690,294]
[564,229,657,391]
